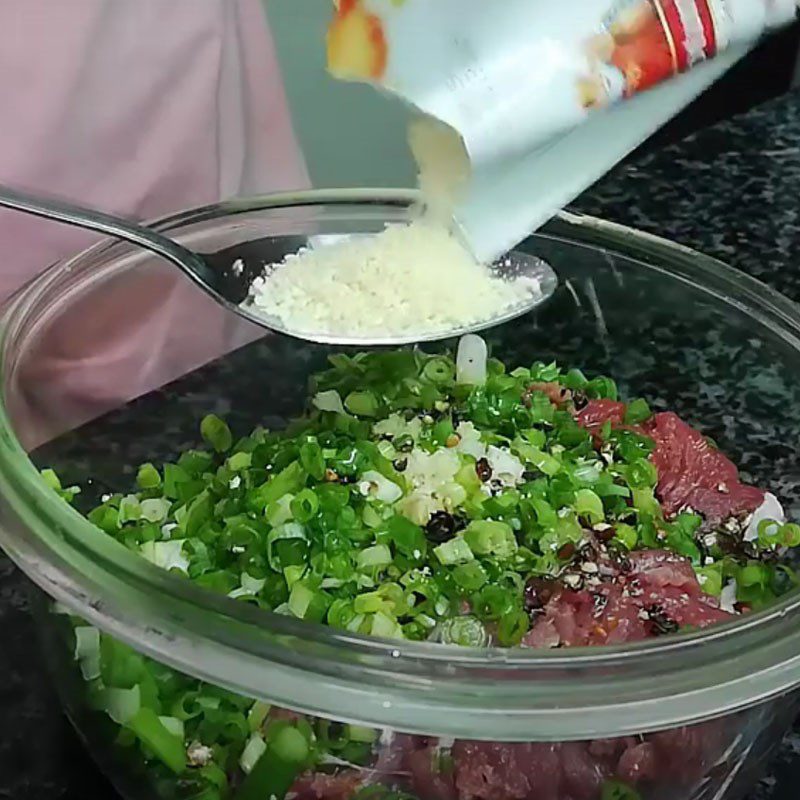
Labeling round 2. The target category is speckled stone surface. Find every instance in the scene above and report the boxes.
[575,95,800,303]
[569,90,800,800]
[3,90,800,799]
[571,91,800,800]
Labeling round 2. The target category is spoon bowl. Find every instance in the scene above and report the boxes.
[236,237,557,346]
[0,186,557,345]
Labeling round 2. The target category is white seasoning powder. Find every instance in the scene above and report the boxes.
[408,116,470,224]
[245,220,541,338]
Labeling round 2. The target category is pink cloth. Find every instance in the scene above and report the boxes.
[0,1,309,447]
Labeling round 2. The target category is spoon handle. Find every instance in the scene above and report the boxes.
[0,184,215,286]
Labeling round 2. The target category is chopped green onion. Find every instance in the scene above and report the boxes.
[354,591,390,614]
[140,540,189,574]
[251,461,306,512]
[626,459,658,489]
[463,520,518,558]
[530,498,557,528]
[613,430,655,463]
[530,361,560,382]
[573,489,604,525]
[345,390,380,417]
[227,451,252,472]
[586,376,618,401]
[521,427,547,448]
[266,494,294,527]
[387,515,427,561]
[178,449,214,476]
[393,433,414,453]
[439,615,488,647]
[102,684,142,725]
[452,562,488,592]
[247,701,271,733]
[433,537,475,565]
[299,440,326,480]
[283,565,305,590]
[126,707,186,774]
[573,462,601,485]
[229,573,267,599]
[357,544,393,570]
[267,523,307,572]
[200,414,233,452]
[236,724,309,800]
[74,626,101,680]
[88,504,119,534]
[313,389,348,415]
[738,562,769,588]
[471,584,516,621]
[370,611,404,639]
[423,357,456,385]
[287,582,317,620]
[327,599,358,629]
[695,564,723,596]
[664,527,701,565]
[136,463,162,489]
[614,523,638,551]
[453,463,481,496]
[118,494,142,524]
[519,445,561,476]
[180,491,213,537]
[781,523,800,547]
[240,733,268,774]
[158,715,185,740]
[632,487,661,518]
[663,513,702,564]
[41,469,80,502]
[528,392,555,424]
[290,489,320,523]
[562,368,588,389]
[758,518,781,543]
[346,724,378,743]
[162,463,190,499]
[623,399,652,425]
[41,468,62,491]
[140,498,171,523]
[99,636,144,689]
[362,503,384,529]
[497,609,530,646]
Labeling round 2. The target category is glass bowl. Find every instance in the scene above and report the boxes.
[2,189,800,800]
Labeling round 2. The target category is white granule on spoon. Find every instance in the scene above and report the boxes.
[244,220,540,338]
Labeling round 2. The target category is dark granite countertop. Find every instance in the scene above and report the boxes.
[571,90,800,800]
[2,88,800,799]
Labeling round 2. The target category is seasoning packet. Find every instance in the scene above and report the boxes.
[327,0,797,261]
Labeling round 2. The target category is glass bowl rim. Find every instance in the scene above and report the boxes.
[3,188,800,738]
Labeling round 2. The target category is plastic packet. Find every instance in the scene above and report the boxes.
[328,0,797,261]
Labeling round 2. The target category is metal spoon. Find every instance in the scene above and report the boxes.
[0,185,557,346]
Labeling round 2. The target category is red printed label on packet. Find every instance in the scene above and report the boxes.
[660,0,720,66]
[580,0,722,107]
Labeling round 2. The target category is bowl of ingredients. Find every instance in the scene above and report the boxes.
[2,189,800,800]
